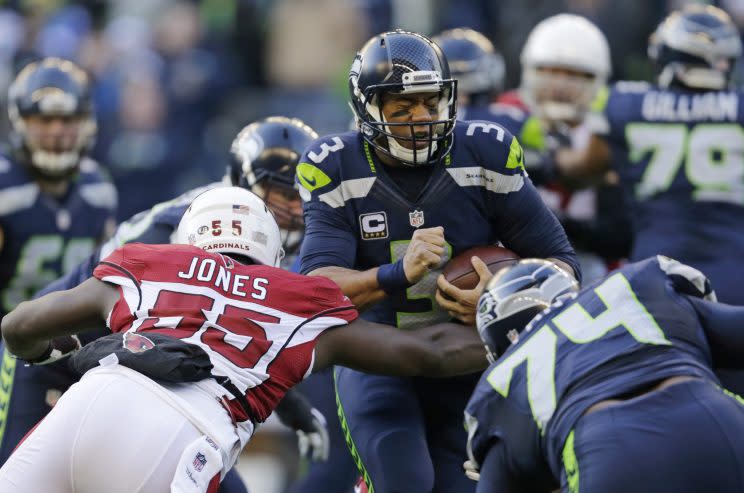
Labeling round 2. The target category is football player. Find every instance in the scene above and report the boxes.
[0,116,320,493]
[557,5,744,303]
[0,186,487,492]
[465,257,744,492]
[505,14,633,281]
[297,30,579,493]
[0,56,116,458]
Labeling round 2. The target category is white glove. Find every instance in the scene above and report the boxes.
[296,408,330,462]
[464,459,481,481]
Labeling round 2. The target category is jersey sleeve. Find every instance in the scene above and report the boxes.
[296,136,359,274]
[687,297,744,369]
[94,243,150,280]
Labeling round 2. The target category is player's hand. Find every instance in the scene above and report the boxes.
[26,335,82,366]
[274,390,330,462]
[296,408,330,462]
[436,256,492,326]
[403,226,445,284]
[463,459,480,481]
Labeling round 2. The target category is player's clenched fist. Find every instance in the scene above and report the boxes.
[403,226,445,284]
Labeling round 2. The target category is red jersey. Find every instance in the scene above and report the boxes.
[93,243,358,423]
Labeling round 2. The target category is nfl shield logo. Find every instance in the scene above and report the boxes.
[193,452,207,472]
[409,210,425,228]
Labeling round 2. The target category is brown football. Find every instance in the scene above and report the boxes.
[442,245,520,290]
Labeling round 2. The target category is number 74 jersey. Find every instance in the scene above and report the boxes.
[464,256,724,485]
[590,82,744,302]
[93,243,358,427]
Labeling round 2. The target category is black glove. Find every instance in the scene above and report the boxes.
[275,389,329,461]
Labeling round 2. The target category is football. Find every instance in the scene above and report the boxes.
[442,245,520,290]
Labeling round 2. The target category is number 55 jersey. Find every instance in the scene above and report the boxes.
[92,243,358,448]
[590,82,744,303]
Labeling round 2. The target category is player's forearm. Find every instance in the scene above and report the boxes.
[1,300,51,359]
[307,266,387,309]
[2,279,111,359]
[419,322,489,377]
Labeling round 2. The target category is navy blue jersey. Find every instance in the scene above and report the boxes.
[0,155,116,317]
[465,255,744,484]
[39,183,215,295]
[297,123,578,329]
[591,82,744,302]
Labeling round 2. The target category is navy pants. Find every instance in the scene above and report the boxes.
[0,346,248,493]
[288,368,358,493]
[561,379,744,493]
[335,367,478,493]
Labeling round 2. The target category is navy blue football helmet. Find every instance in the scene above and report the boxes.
[349,30,457,167]
[228,116,318,254]
[476,259,578,363]
[432,28,504,106]
[649,5,742,90]
[8,57,96,179]
[229,116,318,189]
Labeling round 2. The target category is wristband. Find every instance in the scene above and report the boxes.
[376,259,412,295]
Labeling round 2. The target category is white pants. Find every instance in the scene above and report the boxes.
[0,365,242,493]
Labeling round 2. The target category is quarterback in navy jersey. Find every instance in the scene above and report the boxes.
[0,57,116,458]
[0,117,324,493]
[558,5,744,304]
[466,257,744,493]
[298,30,578,493]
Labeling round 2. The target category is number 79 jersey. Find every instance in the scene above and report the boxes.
[590,82,744,302]
[464,256,723,483]
[93,243,358,425]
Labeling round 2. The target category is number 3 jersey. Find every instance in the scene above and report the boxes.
[92,243,358,428]
[465,255,744,485]
[297,123,578,329]
[590,82,744,303]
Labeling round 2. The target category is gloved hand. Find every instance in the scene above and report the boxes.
[463,459,481,481]
[274,389,330,461]
[25,335,82,365]
[296,407,330,462]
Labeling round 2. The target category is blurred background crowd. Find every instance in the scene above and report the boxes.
[0,0,741,222]
[1,0,743,491]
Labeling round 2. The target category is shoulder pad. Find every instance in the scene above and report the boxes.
[79,181,117,210]
[657,255,717,302]
[297,132,377,206]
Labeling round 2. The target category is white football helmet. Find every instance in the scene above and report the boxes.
[520,14,610,125]
[176,187,285,267]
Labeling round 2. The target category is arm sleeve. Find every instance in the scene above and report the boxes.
[687,296,744,369]
[298,201,357,275]
[492,177,581,282]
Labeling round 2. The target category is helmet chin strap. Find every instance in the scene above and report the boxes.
[385,135,437,165]
[30,150,80,176]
